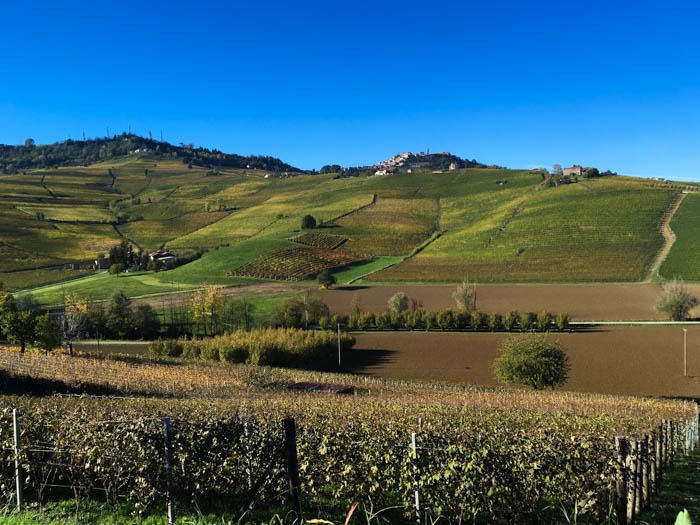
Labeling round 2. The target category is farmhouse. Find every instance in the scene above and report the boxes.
[563,165,583,177]
[94,255,111,270]
[149,249,177,269]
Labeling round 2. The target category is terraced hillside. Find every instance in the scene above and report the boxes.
[0,155,696,299]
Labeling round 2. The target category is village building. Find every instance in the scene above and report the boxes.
[563,165,583,177]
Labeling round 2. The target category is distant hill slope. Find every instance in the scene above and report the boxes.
[0,134,300,174]
[1,153,698,298]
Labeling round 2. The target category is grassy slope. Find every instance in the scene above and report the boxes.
[369,176,675,282]
[1,157,694,299]
[660,192,700,280]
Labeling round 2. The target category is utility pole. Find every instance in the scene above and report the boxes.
[337,324,342,368]
[683,328,688,377]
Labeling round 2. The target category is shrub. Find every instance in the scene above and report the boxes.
[656,277,698,321]
[493,334,570,390]
[148,339,184,358]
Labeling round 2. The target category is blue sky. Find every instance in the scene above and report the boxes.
[2,0,700,180]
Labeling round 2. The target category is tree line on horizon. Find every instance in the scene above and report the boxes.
[0,133,299,174]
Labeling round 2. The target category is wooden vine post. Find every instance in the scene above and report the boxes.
[411,431,421,524]
[283,417,303,521]
[13,408,23,512]
[614,436,627,525]
[163,417,175,525]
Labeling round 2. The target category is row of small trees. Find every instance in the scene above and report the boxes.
[325,309,569,332]
[0,289,160,354]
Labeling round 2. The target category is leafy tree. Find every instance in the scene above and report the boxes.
[317,269,336,289]
[189,286,223,335]
[1,292,38,353]
[320,164,342,174]
[656,277,698,321]
[106,292,132,339]
[301,214,317,230]
[34,314,61,355]
[552,164,563,175]
[494,334,570,390]
[387,292,409,315]
[86,302,107,351]
[3,310,36,353]
[452,279,477,313]
[130,304,160,340]
[537,311,552,332]
[503,311,519,332]
[108,263,125,275]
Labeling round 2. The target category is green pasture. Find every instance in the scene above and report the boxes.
[660,192,700,280]
[330,256,405,284]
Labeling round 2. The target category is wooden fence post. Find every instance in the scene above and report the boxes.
[283,417,302,521]
[13,408,23,512]
[615,436,628,525]
[163,417,175,525]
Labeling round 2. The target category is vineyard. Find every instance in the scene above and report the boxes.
[288,232,347,249]
[1,347,699,523]
[230,247,360,280]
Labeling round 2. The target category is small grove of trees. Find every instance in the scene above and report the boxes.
[656,277,698,321]
[493,334,570,390]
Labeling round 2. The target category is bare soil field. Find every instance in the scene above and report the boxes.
[344,326,700,398]
[319,283,700,321]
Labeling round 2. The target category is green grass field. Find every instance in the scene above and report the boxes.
[660,192,700,280]
[1,157,696,296]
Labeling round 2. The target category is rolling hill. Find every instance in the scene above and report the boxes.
[0,138,698,302]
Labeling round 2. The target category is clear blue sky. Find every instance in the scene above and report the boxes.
[2,0,700,180]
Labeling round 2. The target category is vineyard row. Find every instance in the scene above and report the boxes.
[1,401,697,524]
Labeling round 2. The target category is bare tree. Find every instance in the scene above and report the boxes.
[656,277,698,321]
[452,279,477,313]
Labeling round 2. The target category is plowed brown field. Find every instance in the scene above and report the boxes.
[344,326,700,398]
[319,283,700,321]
